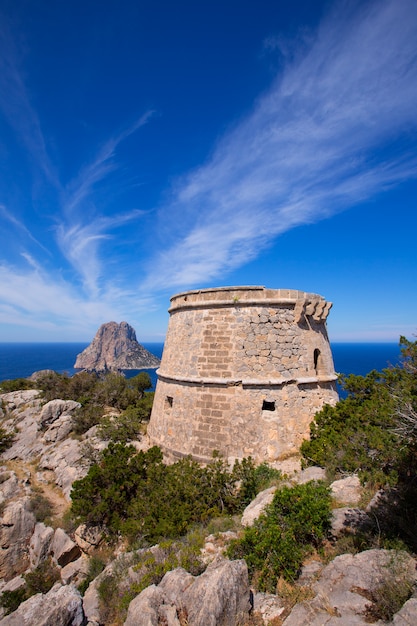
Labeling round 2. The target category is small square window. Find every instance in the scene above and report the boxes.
[262,400,275,411]
[165,396,173,408]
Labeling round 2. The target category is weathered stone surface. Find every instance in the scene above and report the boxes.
[295,466,327,484]
[253,592,285,623]
[74,524,103,555]
[124,584,166,626]
[182,558,251,625]
[200,531,238,564]
[39,438,86,499]
[0,472,19,504]
[392,597,417,625]
[330,475,362,505]
[51,528,81,567]
[60,555,89,585]
[148,287,338,464]
[0,498,36,580]
[39,399,80,429]
[74,321,160,372]
[124,559,251,626]
[282,549,417,626]
[29,522,54,568]
[330,507,372,539]
[241,486,277,527]
[1,391,44,461]
[0,583,84,625]
[42,414,73,443]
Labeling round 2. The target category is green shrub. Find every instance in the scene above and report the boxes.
[29,490,53,523]
[227,482,332,591]
[97,392,154,443]
[0,559,60,614]
[96,529,205,624]
[72,403,104,435]
[0,427,14,453]
[0,587,27,615]
[24,558,60,595]
[70,445,276,546]
[363,552,415,621]
[0,378,35,393]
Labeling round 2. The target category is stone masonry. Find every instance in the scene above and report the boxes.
[147,286,338,464]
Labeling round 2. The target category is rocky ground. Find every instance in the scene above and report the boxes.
[1,387,417,625]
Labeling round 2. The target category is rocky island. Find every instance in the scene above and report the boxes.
[74,321,160,373]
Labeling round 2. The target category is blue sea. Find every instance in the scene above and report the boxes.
[0,342,402,390]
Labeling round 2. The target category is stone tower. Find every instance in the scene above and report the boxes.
[148,286,338,464]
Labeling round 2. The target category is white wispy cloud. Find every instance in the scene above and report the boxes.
[0,17,58,186]
[56,209,144,297]
[142,0,417,291]
[0,261,155,339]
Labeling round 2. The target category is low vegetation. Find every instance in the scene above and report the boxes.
[301,336,417,551]
[227,481,332,591]
[0,559,60,615]
[70,445,281,546]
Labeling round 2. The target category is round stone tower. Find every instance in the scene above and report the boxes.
[148,286,338,464]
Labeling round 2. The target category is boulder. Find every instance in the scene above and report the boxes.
[0,583,84,625]
[29,523,54,569]
[0,498,36,580]
[60,556,89,585]
[182,558,251,625]
[0,473,19,505]
[252,592,285,623]
[39,400,80,430]
[125,559,251,626]
[295,466,327,484]
[74,524,103,555]
[124,585,166,626]
[330,507,373,539]
[241,486,277,527]
[330,475,362,505]
[51,528,81,567]
[392,597,417,625]
[39,438,86,499]
[42,415,73,443]
[282,549,417,625]
[200,531,238,564]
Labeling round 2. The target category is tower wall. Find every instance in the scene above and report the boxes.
[148,286,338,464]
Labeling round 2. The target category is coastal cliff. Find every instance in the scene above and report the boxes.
[74,321,160,372]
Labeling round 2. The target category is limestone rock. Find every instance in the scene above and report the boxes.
[241,486,277,527]
[200,531,238,564]
[74,524,103,555]
[330,475,362,505]
[282,549,417,626]
[124,559,251,626]
[124,584,165,626]
[74,321,160,372]
[392,597,417,625]
[51,528,81,567]
[0,472,19,505]
[39,399,80,429]
[39,438,86,499]
[295,466,327,484]
[252,592,285,623]
[330,507,372,539]
[60,555,89,585]
[29,523,54,569]
[0,498,36,580]
[0,583,84,625]
[182,558,251,625]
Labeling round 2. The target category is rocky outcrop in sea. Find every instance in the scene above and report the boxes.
[74,321,160,373]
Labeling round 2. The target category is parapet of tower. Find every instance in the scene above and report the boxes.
[148,286,338,464]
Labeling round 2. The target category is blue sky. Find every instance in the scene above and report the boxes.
[0,0,416,343]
